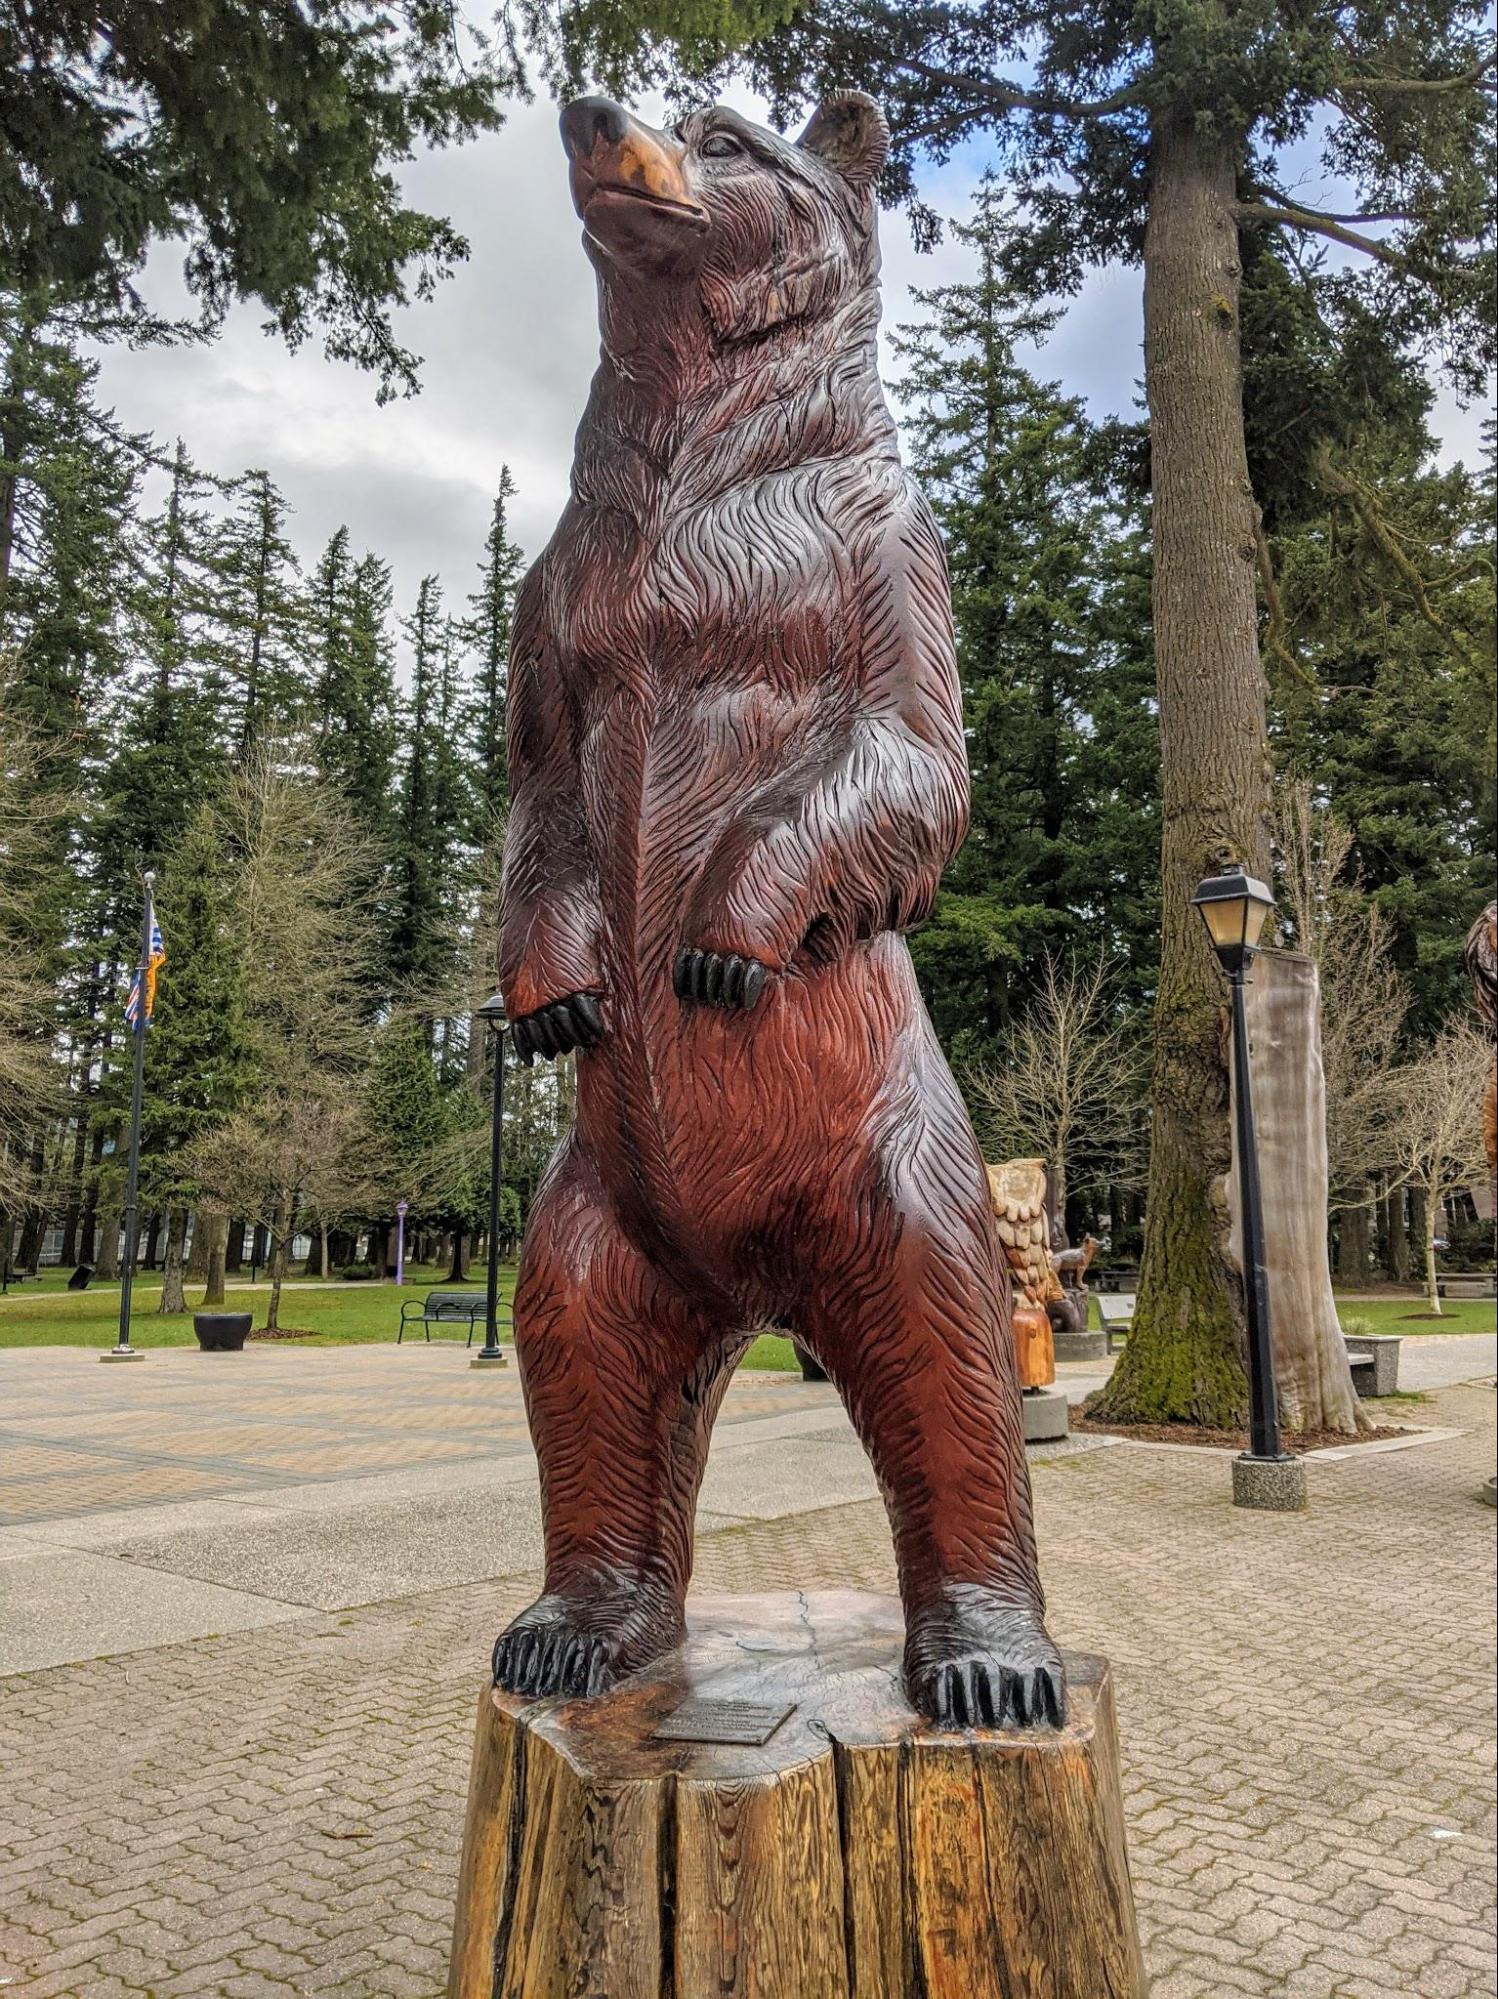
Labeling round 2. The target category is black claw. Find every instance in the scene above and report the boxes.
[510,1018,532,1061]
[704,953,726,1003]
[721,954,744,1005]
[532,1011,559,1058]
[741,961,767,1010]
[673,946,691,998]
[573,993,604,1043]
[550,1002,579,1053]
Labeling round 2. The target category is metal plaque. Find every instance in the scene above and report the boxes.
[651,1697,795,1747]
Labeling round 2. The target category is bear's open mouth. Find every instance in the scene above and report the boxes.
[584,183,709,228]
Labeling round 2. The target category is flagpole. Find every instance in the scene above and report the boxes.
[103,871,154,1363]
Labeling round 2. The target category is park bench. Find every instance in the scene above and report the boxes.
[1096,1293,1135,1352]
[398,1289,488,1346]
[1342,1332,1401,1398]
[1438,1274,1495,1300]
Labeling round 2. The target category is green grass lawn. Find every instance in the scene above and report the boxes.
[0,1263,803,1368]
[1089,1290,1495,1338]
[1329,1293,1496,1337]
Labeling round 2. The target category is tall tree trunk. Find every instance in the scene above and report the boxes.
[1408,1186,1429,1294]
[251,1221,268,1273]
[1383,1181,1411,1282]
[446,1229,467,1283]
[95,1213,120,1281]
[1335,1201,1372,1285]
[265,1205,290,1331]
[143,1211,162,1269]
[1093,113,1269,1426]
[225,1218,244,1272]
[1421,1185,1442,1314]
[185,1210,212,1280]
[202,1211,228,1306]
[157,1206,189,1314]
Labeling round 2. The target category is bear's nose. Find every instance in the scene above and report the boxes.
[561,96,630,159]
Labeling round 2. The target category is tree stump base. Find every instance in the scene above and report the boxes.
[449,1588,1149,1998]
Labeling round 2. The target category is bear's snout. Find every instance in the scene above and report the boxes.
[561,96,630,159]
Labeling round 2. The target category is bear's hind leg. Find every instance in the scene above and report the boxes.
[493,1143,731,1700]
[802,1137,1064,1729]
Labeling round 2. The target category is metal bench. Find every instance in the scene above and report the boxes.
[398,1288,487,1346]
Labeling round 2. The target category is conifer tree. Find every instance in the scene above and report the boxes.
[390,575,468,1004]
[894,183,1158,1056]
[2,3,525,398]
[212,469,307,753]
[312,536,400,827]
[464,467,524,843]
[113,809,256,1312]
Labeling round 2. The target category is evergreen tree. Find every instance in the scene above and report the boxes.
[0,298,138,1268]
[211,469,307,753]
[464,468,524,844]
[312,535,399,836]
[1,3,524,398]
[99,810,257,1311]
[894,184,1158,1057]
[389,575,467,1004]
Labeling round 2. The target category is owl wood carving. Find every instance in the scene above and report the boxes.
[487,92,1061,1731]
[986,1158,1059,1388]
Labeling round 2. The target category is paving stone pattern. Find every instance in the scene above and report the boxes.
[1,1380,1494,1998]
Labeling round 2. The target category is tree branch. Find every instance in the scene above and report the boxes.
[894,54,1149,124]
[1235,200,1407,267]
[1335,62,1496,96]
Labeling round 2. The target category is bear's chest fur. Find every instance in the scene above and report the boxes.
[544,453,903,822]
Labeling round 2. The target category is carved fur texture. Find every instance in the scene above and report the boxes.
[492,94,1060,1731]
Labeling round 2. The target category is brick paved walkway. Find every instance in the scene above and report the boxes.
[0,1346,826,1525]
[1,1379,1493,1998]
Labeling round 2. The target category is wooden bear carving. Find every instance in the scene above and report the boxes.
[491,91,1062,1729]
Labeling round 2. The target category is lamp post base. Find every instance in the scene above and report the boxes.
[100,1347,146,1363]
[1232,1452,1307,1512]
[470,1349,508,1369]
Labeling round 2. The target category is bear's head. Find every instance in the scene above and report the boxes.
[560,93,889,347]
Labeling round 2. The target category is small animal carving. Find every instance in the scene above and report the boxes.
[489,91,1060,1730]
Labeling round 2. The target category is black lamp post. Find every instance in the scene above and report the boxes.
[1191,863,1306,1511]
[473,992,509,1369]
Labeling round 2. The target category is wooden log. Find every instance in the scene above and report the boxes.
[1230,949,1367,1433]
[449,1589,1148,1999]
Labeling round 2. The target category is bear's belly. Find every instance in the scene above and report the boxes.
[573,934,937,1285]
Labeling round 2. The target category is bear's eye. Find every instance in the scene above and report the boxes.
[700,132,744,160]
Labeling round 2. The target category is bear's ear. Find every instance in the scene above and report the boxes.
[797,92,889,190]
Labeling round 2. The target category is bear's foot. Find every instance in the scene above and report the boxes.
[492,1581,683,1700]
[904,1584,1065,1730]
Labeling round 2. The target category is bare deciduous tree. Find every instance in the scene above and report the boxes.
[188,1085,373,1331]
[1386,1018,1491,1316]
[967,952,1148,1215]
[221,746,379,1085]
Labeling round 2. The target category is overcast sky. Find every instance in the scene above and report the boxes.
[87,73,1487,654]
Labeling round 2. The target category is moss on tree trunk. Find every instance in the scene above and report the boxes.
[1092,111,1270,1428]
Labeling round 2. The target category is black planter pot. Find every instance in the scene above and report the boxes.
[194,1311,253,1352]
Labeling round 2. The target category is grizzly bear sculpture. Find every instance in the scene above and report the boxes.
[490,90,1063,1730]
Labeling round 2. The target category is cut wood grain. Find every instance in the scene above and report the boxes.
[449,1589,1149,1999]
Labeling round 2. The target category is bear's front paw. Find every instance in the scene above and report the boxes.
[510,993,604,1065]
[673,946,770,1011]
[905,1586,1065,1730]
